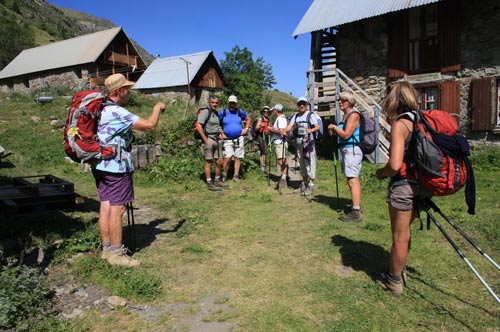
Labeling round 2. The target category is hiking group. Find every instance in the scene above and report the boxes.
[197,95,323,196]
[192,83,475,298]
[66,76,475,299]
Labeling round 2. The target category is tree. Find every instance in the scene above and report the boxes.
[0,16,35,70]
[220,46,276,111]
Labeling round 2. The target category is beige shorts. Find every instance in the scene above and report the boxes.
[387,182,432,211]
[274,142,288,159]
[202,137,222,160]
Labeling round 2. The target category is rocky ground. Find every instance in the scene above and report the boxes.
[43,206,236,332]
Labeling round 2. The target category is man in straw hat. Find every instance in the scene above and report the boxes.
[92,73,165,267]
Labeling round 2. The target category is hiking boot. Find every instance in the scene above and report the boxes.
[339,209,363,222]
[293,182,307,194]
[107,246,140,267]
[278,178,287,191]
[222,174,227,183]
[101,246,112,260]
[379,273,403,297]
[343,206,363,214]
[261,165,268,172]
[214,178,229,188]
[207,182,223,191]
[233,174,241,182]
[304,184,314,196]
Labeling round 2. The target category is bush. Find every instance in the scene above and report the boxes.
[0,266,51,330]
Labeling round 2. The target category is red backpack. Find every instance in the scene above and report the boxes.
[404,109,475,214]
[64,90,117,163]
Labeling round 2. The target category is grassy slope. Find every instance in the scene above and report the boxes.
[0,96,499,331]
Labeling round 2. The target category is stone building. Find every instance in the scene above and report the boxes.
[294,0,500,137]
[0,27,146,93]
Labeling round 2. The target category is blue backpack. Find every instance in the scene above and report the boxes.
[308,111,324,143]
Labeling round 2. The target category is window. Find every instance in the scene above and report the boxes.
[414,81,460,113]
[408,5,439,73]
[388,0,460,78]
[416,86,438,110]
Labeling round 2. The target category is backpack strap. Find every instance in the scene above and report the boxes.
[339,110,361,146]
[395,111,415,134]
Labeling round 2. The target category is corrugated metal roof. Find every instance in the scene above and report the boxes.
[0,27,122,79]
[293,0,442,37]
[133,51,214,89]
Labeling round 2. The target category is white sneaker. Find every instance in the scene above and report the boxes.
[293,182,307,194]
[304,184,314,196]
[107,246,140,267]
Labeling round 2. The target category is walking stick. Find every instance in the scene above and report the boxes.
[278,136,287,194]
[422,199,500,305]
[333,138,340,209]
[126,202,136,252]
[425,199,500,270]
[266,133,272,187]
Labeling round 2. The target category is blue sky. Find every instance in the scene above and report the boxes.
[48,0,313,98]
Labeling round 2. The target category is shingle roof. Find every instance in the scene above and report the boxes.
[133,51,215,89]
[293,0,441,37]
[0,27,123,79]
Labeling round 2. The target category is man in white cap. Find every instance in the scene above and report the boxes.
[92,73,165,267]
[219,95,251,182]
[267,104,289,190]
[281,96,320,196]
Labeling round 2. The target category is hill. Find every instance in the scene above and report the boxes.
[263,89,299,112]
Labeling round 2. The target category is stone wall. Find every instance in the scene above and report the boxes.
[334,0,500,135]
[336,15,388,105]
[0,66,89,94]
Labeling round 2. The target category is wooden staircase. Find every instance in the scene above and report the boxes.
[306,67,390,164]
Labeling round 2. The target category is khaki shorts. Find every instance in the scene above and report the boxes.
[274,142,288,159]
[387,182,432,211]
[202,137,222,160]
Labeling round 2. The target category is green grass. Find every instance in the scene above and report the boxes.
[1,94,499,331]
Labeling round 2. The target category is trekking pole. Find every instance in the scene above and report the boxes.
[126,202,137,252]
[278,135,286,193]
[425,199,500,271]
[422,200,500,305]
[267,134,272,187]
[333,139,340,208]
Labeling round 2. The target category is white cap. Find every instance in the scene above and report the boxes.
[271,104,283,112]
[228,95,238,103]
[297,96,308,103]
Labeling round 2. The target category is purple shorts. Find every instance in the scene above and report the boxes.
[92,169,134,206]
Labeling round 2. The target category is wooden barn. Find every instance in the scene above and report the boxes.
[133,51,224,106]
[0,27,146,93]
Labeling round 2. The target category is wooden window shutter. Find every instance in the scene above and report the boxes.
[439,0,461,72]
[471,77,493,131]
[388,11,408,78]
[440,81,460,114]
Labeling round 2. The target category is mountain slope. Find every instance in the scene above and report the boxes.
[0,0,153,67]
